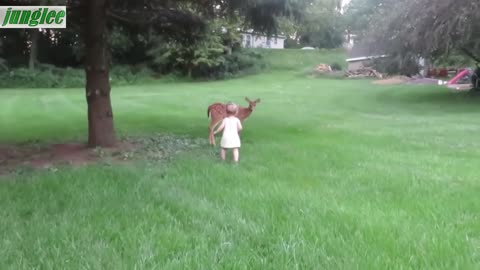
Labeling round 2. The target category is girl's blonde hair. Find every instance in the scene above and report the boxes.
[226,102,238,115]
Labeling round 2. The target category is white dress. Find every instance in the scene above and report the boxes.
[220,117,242,148]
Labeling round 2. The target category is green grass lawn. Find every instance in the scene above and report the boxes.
[1,50,480,269]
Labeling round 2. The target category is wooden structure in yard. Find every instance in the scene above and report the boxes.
[346,43,388,71]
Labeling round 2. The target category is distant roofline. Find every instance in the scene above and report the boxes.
[239,31,286,39]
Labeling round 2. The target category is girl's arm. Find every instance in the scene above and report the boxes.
[237,119,243,133]
[213,120,226,135]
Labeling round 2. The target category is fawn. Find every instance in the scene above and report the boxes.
[207,97,261,145]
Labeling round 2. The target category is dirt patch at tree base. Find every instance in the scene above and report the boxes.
[0,142,133,173]
[0,134,204,176]
[372,76,411,85]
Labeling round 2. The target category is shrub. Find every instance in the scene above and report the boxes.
[111,65,154,85]
[147,20,266,80]
[148,43,265,81]
[433,53,476,67]
[372,56,420,76]
[330,62,342,71]
[58,67,85,87]
[0,65,154,89]
[0,68,59,88]
[284,38,301,49]
[213,50,266,79]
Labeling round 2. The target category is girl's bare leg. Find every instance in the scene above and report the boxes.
[220,148,226,161]
[233,148,239,163]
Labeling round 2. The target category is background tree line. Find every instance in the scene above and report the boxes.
[0,0,347,85]
[344,0,480,75]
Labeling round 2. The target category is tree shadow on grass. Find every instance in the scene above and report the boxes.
[374,87,480,114]
[0,132,207,177]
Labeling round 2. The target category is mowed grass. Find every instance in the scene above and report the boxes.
[1,50,480,269]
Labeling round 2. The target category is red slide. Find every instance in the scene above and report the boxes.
[447,69,470,85]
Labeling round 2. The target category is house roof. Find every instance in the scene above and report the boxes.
[347,42,387,62]
[240,30,286,39]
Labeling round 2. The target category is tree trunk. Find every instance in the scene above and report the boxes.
[422,57,430,77]
[29,30,39,70]
[85,0,116,147]
[29,0,46,70]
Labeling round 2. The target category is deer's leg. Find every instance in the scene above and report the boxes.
[208,119,222,145]
[208,121,217,145]
[208,124,214,145]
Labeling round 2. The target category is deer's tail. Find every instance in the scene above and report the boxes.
[207,106,210,118]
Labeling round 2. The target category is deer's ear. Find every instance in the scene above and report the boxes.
[245,97,251,102]
[255,98,261,103]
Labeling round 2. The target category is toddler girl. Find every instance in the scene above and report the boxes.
[213,102,243,163]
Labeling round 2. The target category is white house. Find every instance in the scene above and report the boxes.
[240,31,286,49]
